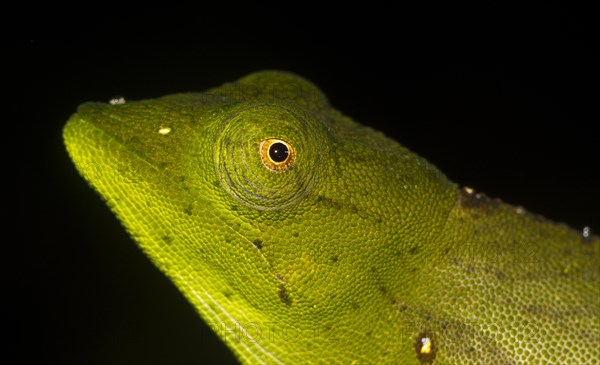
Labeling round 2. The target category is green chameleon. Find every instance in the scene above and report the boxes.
[63,71,599,364]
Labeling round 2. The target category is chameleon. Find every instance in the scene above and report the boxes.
[63,71,599,364]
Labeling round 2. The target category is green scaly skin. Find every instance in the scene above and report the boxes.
[63,71,599,364]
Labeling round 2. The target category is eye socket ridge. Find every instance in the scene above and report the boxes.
[259,138,295,171]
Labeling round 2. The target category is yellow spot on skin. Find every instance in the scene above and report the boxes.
[158,126,172,135]
[415,332,437,364]
[583,226,591,238]
[420,337,432,354]
[109,96,126,105]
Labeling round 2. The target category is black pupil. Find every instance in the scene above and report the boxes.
[269,142,289,163]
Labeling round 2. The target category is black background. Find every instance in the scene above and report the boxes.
[15,3,598,364]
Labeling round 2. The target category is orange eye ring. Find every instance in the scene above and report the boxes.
[259,138,295,171]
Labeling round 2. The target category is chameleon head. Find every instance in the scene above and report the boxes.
[64,71,475,364]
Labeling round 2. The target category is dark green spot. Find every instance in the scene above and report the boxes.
[184,204,193,215]
[495,270,506,281]
[379,285,398,305]
[252,239,263,250]
[278,285,292,306]
[163,235,173,245]
[526,304,539,314]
